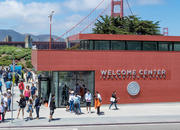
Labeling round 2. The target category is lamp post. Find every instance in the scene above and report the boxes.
[48,11,54,50]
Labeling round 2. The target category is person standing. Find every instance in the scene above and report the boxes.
[0,80,2,94]
[5,79,12,91]
[0,102,4,122]
[7,89,12,112]
[109,91,118,110]
[26,99,34,120]
[31,83,37,99]
[18,80,24,95]
[69,91,75,112]
[94,92,102,115]
[74,94,81,114]
[34,95,41,119]
[49,95,56,122]
[85,90,92,114]
[24,86,31,102]
[15,73,19,86]
[17,94,26,119]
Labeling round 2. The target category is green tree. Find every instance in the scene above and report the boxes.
[93,15,160,35]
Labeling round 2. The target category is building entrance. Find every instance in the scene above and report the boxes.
[52,71,95,107]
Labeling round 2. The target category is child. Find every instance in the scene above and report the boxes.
[27,99,34,120]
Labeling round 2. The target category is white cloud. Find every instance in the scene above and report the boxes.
[0,0,110,36]
[0,0,63,35]
[137,0,163,5]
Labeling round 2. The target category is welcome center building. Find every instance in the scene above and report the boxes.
[32,34,180,107]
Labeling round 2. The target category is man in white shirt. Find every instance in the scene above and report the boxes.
[85,90,92,113]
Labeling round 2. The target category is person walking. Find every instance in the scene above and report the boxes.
[30,83,37,100]
[109,91,118,110]
[17,94,26,119]
[49,95,56,122]
[85,90,92,114]
[26,99,34,120]
[18,80,24,95]
[94,92,102,115]
[24,85,31,102]
[34,95,41,119]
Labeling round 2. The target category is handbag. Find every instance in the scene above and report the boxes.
[110,97,115,102]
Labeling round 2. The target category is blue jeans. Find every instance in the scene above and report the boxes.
[69,101,74,112]
[109,101,118,109]
[74,103,81,114]
[8,98,11,111]
[35,106,40,118]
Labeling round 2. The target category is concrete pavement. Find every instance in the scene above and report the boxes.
[1,78,180,128]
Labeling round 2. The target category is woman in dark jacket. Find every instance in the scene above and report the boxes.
[17,94,26,119]
[48,95,56,122]
[34,95,41,119]
[109,91,118,110]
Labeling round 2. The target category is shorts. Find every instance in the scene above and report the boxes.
[50,109,54,116]
[25,96,29,101]
[4,107,8,112]
[86,102,91,107]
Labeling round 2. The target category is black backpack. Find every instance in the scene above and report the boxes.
[20,98,26,107]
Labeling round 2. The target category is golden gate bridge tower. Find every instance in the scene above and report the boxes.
[111,0,123,18]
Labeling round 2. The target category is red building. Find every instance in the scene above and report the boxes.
[32,34,180,107]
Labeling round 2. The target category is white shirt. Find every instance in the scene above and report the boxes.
[3,97,8,107]
[69,94,74,102]
[85,92,92,102]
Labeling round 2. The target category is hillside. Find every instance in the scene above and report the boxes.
[0,46,32,69]
[0,29,64,42]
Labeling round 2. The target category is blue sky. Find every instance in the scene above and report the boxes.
[0,0,179,38]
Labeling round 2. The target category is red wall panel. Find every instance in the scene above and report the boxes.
[32,50,180,104]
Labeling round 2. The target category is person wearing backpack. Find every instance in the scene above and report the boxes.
[34,95,41,119]
[95,92,102,115]
[17,94,26,119]
[18,80,24,95]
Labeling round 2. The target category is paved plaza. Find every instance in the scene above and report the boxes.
[1,78,180,128]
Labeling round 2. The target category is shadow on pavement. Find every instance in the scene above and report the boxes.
[52,118,61,121]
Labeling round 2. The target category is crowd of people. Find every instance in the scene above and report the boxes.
[0,66,38,122]
[0,66,120,123]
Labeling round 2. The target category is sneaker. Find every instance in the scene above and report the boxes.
[48,119,51,122]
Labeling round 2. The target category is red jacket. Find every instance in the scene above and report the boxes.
[18,82,24,90]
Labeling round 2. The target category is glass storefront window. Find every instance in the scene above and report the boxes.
[143,42,157,51]
[94,41,110,50]
[111,41,125,50]
[52,71,95,107]
[89,40,94,50]
[174,42,180,51]
[127,41,141,50]
[159,42,173,51]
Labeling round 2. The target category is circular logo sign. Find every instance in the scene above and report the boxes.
[127,81,140,96]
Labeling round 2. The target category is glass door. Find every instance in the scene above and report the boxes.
[57,71,95,107]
